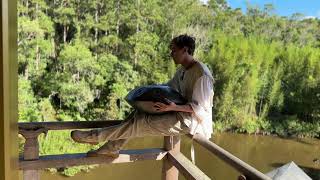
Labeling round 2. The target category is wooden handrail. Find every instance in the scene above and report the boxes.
[18,121,271,180]
[187,134,271,180]
[19,148,167,170]
[18,121,122,131]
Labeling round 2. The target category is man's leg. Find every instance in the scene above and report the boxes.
[82,111,190,141]
[87,139,129,157]
[72,111,192,156]
[88,111,192,156]
[71,111,136,144]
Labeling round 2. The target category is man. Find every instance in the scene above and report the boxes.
[71,34,214,157]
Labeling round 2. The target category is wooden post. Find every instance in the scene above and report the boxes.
[1,0,19,179]
[162,136,180,180]
[20,128,47,180]
[238,175,247,180]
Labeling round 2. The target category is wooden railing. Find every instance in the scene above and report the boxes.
[18,121,271,180]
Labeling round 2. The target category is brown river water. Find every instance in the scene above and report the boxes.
[20,133,320,180]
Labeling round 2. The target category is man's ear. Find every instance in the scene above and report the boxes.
[184,47,188,54]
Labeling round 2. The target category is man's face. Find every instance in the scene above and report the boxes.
[170,43,186,64]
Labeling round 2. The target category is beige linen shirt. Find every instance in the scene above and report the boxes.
[167,61,214,139]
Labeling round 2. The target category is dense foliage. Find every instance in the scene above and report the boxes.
[18,0,320,176]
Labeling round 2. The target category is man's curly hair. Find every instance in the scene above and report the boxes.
[171,34,196,55]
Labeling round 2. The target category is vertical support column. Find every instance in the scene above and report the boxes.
[1,0,18,179]
[162,136,180,180]
[20,129,46,180]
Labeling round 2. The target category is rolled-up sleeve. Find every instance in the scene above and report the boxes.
[189,75,214,122]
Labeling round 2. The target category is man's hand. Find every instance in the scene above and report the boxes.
[153,98,194,113]
[153,100,177,112]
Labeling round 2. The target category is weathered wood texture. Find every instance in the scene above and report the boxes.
[168,152,210,180]
[20,129,47,160]
[19,121,122,131]
[162,136,180,180]
[187,134,271,180]
[20,129,46,180]
[19,148,167,170]
[23,170,40,180]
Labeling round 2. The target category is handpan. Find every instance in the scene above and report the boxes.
[125,85,187,114]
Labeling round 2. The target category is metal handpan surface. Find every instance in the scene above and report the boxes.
[125,85,187,114]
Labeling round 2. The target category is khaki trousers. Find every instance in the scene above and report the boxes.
[94,110,192,151]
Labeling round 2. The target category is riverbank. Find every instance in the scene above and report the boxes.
[214,115,320,138]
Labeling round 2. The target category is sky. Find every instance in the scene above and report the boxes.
[202,0,320,19]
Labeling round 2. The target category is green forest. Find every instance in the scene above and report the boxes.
[18,0,320,176]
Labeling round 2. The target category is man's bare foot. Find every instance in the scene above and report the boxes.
[71,130,99,145]
[87,149,120,158]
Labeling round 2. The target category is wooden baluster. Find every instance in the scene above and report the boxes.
[162,136,180,180]
[20,128,47,180]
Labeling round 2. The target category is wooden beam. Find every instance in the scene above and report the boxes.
[168,152,210,180]
[187,134,271,180]
[19,148,167,170]
[162,136,180,180]
[18,121,122,131]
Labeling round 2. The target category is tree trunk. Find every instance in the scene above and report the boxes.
[171,20,175,39]
[134,0,140,67]
[51,38,56,59]
[116,0,120,36]
[116,0,120,53]
[77,71,80,83]
[76,0,81,39]
[94,8,98,45]
[35,3,40,72]
[26,0,29,16]
[25,65,29,80]
[94,2,99,59]
[63,25,67,43]
[36,44,40,71]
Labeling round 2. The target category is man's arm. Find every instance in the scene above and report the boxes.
[188,75,214,123]
[154,101,194,113]
[154,75,213,123]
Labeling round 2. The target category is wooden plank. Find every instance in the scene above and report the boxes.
[18,121,122,131]
[162,136,180,180]
[23,170,39,180]
[168,152,210,180]
[19,148,167,170]
[187,134,271,180]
